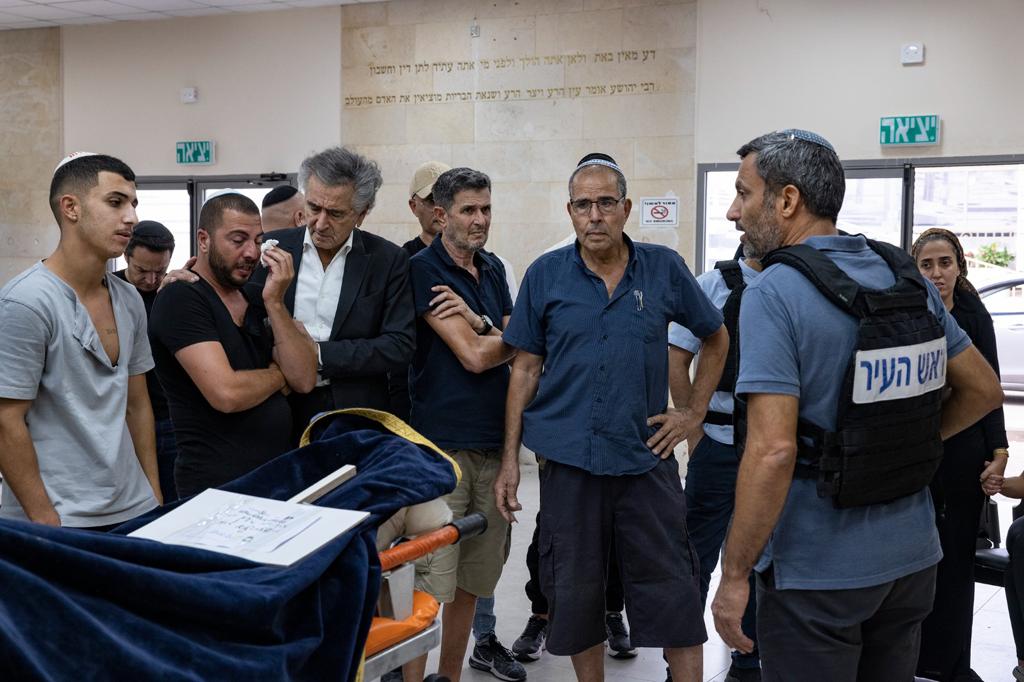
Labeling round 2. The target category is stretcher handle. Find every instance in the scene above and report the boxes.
[379,512,488,571]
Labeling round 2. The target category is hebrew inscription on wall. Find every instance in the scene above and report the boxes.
[345,50,661,108]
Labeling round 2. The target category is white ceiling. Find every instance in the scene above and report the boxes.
[0,0,374,31]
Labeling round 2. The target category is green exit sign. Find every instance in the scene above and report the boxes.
[176,140,215,165]
[879,115,940,146]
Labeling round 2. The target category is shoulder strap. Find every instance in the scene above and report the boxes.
[714,260,744,290]
[761,244,862,316]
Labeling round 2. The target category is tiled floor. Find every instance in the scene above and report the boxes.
[424,458,1021,682]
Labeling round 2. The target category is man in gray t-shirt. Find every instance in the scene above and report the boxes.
[0,153,160,528]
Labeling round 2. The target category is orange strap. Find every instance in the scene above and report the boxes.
[379,525,459,571]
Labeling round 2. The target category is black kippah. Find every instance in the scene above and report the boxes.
[262,185,300,209]
[129,220,174,249]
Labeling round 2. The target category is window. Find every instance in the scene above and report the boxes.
[912,163,1024,289]
[112,175,295,273]
[698,168,904,273]
[697,155,1024,276]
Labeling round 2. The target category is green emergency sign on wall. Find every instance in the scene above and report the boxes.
[879,116,940,146]
[176,140,215,165]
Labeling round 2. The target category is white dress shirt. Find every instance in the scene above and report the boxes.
[293,229,354,385]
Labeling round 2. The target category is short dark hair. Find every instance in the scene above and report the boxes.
[198,193,260,235]
[432,167,491,211]
[298,147,383,214]
[736,130,845,222]
[49,154,135,223]
[125,220,175,258]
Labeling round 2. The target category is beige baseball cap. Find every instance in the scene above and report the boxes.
[410,161,451,199]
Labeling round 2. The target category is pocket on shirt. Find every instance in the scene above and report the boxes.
[627,307,661,343]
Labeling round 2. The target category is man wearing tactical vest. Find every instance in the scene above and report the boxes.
[709,129,1004,681]
[668,250,762,682]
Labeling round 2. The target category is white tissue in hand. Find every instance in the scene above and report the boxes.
[260,239,279,266]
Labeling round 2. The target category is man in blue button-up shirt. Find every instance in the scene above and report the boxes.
[495,154,728,682]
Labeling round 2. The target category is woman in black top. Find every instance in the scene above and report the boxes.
[913,228,1009,682]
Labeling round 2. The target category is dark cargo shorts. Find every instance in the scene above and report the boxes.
[538,456,708,656]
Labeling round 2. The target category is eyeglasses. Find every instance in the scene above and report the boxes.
[569,196,624,215]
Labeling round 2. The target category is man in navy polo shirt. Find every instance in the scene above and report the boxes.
[495,153,728,682]
[408,167,521,682]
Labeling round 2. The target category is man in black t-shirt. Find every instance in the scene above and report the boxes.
[402,161,449,257]
[114,221,179,501]
[149,194,316,498]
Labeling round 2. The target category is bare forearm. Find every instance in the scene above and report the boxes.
[502,363,541,464]
[941,386,1004,440]
[266,302,317,393]
[216,368,286,413]
[721,441,796,580]
[1002,475,1024,499]
[0,419,58,523]
[669,347,694,408]
[686,327,728,414]
[125,393,161,502]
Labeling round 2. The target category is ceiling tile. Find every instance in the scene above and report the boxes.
[59,15,113,23]
[162,6,225,15]
[116,0,206,10]
[114,11,171,20]
[229,2,290,12]
[3,4,89,19]
[50,1,144,15]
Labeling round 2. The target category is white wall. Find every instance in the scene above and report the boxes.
[62,7,342,176]
[696,0,1024,163]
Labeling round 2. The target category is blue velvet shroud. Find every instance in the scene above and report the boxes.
[0,412,456,681]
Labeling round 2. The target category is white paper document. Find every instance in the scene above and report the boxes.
[129,489,368,566]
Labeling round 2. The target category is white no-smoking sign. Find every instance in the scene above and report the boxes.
[639,197,679,227]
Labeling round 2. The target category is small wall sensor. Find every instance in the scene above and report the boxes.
[900,43,924,65]
[181,87,198,104]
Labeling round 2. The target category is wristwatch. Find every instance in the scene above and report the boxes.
[477,315,493,336]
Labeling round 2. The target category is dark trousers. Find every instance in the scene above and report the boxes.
[1007,516,1024,660]
[917,429,988,680]
[154,417,179,503]
[683,435,758,668]
[756,564,937,682]
[287,385,335,447]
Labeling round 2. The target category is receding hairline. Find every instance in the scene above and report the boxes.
[569,164,621,192]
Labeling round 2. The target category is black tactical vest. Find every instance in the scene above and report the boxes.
[736,239,946,509]
[703,260,745,427]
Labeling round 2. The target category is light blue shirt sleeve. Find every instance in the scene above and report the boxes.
[734,282,802,398]
[668,322,701,353]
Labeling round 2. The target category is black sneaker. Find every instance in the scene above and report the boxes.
[469,633,527,681]
[511,615,548,662]
[380,668,403,682]
[724,663,761,682]
[605,612,637,659]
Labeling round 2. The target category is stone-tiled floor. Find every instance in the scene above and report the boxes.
[424,457,1020,682]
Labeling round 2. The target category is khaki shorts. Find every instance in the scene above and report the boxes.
[417,448,510,603]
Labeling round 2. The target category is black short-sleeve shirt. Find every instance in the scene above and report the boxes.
[114,269,169,421]
[409,237,513,450]
[149,277,292,496]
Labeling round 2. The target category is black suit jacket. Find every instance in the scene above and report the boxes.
[247,227,415,412]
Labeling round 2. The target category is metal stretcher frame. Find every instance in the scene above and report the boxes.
[361,514,487,682]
